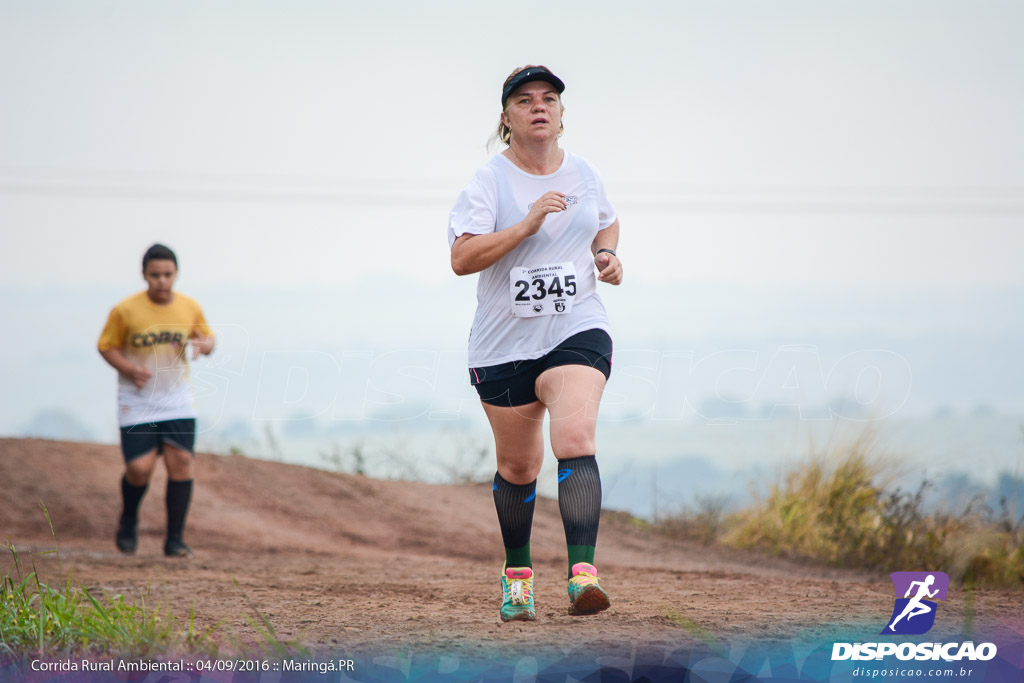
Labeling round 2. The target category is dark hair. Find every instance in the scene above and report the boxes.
[142,243,178,271]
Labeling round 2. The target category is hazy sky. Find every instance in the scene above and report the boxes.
[3,1,1022,288]
[1,1,1022,440]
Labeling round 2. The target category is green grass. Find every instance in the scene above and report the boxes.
[0,553,215,659]
[1,505,217,660]
[1,503,305,661]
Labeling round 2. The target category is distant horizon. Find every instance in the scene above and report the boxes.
[3,280,1021,444]
[4,416,1022,522]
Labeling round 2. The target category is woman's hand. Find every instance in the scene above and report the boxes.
[595,251,623,285]
[522,191,568,235]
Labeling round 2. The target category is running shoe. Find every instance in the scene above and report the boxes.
[164,538,193,558]
[567,562,610,615]
[115,514,138,554]
[500,566,535,622]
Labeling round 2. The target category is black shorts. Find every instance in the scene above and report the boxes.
[470,329,613,407]
[119,418,196,463]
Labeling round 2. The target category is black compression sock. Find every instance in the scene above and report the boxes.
[493,472,536,568]
[557,455,602,578]
[121,476,148,520]
[165,479,193,543]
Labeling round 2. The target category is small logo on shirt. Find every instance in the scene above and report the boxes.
[528,195,579,210]
[533,304,543,313]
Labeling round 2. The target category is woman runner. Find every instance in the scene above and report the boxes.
[97,243,214,557]
[448,65,623,621]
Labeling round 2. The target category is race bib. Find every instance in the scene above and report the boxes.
[509,262,577,318]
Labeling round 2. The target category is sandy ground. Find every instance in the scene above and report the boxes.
[2,437,1022,663]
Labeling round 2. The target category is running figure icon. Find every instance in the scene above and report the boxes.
[887,574,939,632]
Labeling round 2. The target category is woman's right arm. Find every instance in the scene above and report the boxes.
[451,225,531,276]
[450,191,567,275]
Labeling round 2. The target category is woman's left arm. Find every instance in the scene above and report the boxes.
[591,219,622,285]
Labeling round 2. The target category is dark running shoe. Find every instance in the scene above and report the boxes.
[115,515,138,554]
[164,539,193,558]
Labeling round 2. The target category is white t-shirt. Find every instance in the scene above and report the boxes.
[448,151,617,368]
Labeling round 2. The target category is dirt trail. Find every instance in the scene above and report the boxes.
[2,438,1020,659]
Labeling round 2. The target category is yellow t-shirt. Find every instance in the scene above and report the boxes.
[98,291,213,427]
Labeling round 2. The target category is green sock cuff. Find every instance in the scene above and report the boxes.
[567,544,596,578]
[505,542,532,569]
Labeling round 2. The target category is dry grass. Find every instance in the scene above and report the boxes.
[655,434,1024,588]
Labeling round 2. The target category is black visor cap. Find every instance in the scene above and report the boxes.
[501,67,565,106]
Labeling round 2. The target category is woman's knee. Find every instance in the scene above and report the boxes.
[496,447,544,483]
[498,462,541,484]
[551,422,596,459]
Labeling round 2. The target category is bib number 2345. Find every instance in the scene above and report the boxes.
[509,262,577,318]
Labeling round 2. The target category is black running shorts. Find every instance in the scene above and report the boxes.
[470,328,613,407]
[119,418,196,463]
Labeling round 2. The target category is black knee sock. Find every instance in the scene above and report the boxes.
[493,472,536,568]
[121,476,148,520]
[165,479,193,543]
[557,455,602,578]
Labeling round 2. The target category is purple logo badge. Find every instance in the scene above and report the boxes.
[882,572,949,635]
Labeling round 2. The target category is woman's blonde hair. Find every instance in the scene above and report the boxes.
[490,64,563,148]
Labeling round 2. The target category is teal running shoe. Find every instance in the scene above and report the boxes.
[567,562,610,615]
[500,566,535,622]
